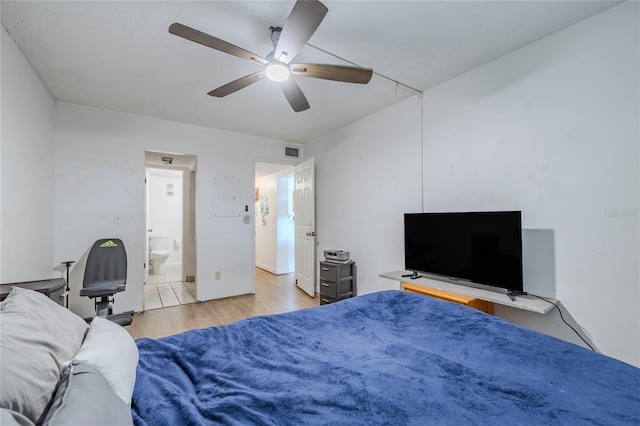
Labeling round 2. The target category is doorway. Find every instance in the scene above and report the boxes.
[144,151,197,311]
[254,162,295,295]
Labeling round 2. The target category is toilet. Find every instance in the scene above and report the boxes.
[149,235,171,274]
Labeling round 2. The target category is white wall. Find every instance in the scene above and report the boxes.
[0,25,56,282]
[148,168,182,268]
[421,3,639,366]
[306,96,423,294]
[53,103,301,318]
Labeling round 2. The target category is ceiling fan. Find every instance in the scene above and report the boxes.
[169,0,373,112]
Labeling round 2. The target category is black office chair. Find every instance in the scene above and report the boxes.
[79,238,133,326]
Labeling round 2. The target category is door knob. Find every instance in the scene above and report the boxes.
[306,231,317,237]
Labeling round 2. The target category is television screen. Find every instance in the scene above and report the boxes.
[404,211,523,292]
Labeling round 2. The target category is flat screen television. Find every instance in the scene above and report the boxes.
[404,211,523,293]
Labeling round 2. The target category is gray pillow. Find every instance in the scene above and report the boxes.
[42,361,133,426]
[0,287,89,423]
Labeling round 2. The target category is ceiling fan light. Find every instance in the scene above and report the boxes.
[265,63,290,82]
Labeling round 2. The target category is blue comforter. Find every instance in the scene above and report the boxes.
[132,290,639,425]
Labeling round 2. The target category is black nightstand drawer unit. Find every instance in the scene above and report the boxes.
[319,261,356,305]
[320,263,353,282]
[320,295,338,305]
[320,280,355,299]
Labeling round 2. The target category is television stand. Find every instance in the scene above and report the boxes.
[401,282,494,314]
[379,271,555,314]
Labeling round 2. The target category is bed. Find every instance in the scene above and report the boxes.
[1,286,138,426]
[132,290,639,425]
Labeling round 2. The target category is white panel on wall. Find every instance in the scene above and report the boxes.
[213,177,240,217]
[521,229,555,298]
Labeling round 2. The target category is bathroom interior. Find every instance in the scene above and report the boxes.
[144,152,197,310]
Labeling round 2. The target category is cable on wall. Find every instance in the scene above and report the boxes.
[420,93,424,213]
[307,43,426,212]
[306,43,422,94]
[529,294,597,352]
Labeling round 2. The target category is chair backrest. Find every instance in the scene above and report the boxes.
[82,239,127,294]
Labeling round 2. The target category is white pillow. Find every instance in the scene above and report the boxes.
[0,287,89,423]
[73,317,139,404]
[0,408,35,426]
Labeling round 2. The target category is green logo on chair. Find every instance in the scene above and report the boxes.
[100,240,118,248]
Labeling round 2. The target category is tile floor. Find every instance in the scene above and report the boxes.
[145,266,183,285]
[144,266,196,311]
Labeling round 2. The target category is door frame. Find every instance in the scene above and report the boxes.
[143,151,198,309]
[252,159,302,294]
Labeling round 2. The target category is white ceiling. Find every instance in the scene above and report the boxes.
[1,1,620,143]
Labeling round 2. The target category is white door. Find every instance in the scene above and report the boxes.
[294,158,315,297]
[144,168,150,283]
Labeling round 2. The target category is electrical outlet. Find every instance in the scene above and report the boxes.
[215,271,221,280]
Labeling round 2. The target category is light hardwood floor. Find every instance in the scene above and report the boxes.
[125,268,318,340]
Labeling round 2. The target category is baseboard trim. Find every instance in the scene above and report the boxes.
[255,262,277,274]
[255,263,294,275]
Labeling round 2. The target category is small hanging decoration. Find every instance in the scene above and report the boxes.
[259,194,270,225]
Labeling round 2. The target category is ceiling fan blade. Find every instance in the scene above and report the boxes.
[208,71,265,97]
[280,79,310,112]
[169,23,268,65]
[290,63,373,84]
[275,0,328,64]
